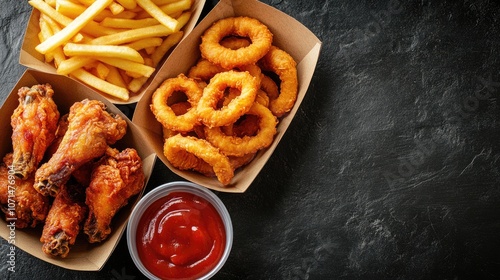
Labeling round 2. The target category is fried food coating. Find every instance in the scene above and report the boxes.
[200,16,273,69]
[44,113,69,160]
[40,180,87,258]
[11,84,60,179]
[258,45,298,117]
[150,74,203,133]
[163,134,234,185]
[34,99,127,197]
[204,102,277,157]
[84,147,144,243]
[0,154,50,228]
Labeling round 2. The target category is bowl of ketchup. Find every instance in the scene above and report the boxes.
[127,181,233,279]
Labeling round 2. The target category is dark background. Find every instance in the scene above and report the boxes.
[1,0,500,279]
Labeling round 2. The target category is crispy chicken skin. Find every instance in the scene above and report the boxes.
[44,114,95,188]
[84,147,145,243]
[40,180,87,258]
[11,84,60,180]
[34,99,127,197]
[0,154,50,228]
[44,113,69,160]
[70,161,95,188]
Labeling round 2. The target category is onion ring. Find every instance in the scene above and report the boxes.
[260,74,279,101]
[229,153,256,170]
[187,59,226,83]
[220,87,267,107]
[150,74,203,132]
[220,36,251,50]
[162,125,205,140]
[195,152,256,178]
[163,134,233,185]
[231,114,261,137]
[222,88,268,108]
[188,58,263,86]
[220,89,266,136]
[200,16,273,69]
[161,102,205,139]
[196,70,259,128]
[221,113,261,137]
[255,89,270,107]
[204,103,277,157]
[259,46,298,117]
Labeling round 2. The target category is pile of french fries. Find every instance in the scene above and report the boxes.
[30,0,194,101]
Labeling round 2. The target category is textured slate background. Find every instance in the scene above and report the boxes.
[1,0,500,279]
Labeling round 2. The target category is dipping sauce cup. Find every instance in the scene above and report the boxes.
[127,181,233,279]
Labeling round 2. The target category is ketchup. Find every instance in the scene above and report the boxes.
[136,192,226,279]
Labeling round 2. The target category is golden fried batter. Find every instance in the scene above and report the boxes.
[0,154,50,228]
[34,99,127,197]
[41,180,87,258]
[11,84,60,179]
[84,147,144,243]
[45,114,94,188]
[44,113,69,160]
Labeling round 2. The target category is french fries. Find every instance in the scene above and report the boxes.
[29,0,194,101]
[63,43,145,63]
[136,0,179,31]
[35,0,113,54]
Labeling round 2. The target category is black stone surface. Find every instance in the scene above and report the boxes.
[1,0,500,279]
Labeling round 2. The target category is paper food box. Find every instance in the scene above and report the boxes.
[19,0,206,104]
[133,0,322,193]
[0,69,156,271]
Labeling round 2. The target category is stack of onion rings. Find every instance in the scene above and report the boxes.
[150,16,298,186]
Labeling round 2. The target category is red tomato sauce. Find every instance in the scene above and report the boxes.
[136,191,226,279]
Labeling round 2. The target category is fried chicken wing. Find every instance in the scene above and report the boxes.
[84,147,145,243]
[44,114,94,188]
[0,154,50,228]
[11,84,60,179]
[40,180,87,258]
[70,160,95,188]
[44,113,69,160]
[34,99,127,197]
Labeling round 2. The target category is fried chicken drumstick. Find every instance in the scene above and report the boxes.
[11,84,60,179]
[84,147,145,243]
[0,154,50,228]
[34,99,127,197]
[41,180,87,258]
